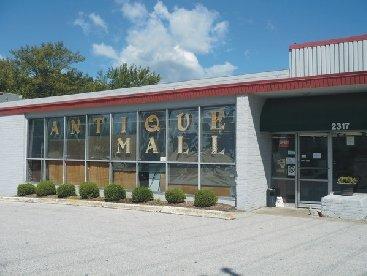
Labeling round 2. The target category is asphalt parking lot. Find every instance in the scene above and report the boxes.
[0,202,366,275]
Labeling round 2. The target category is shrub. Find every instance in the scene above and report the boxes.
[17,183,36,196]
[165,188,186,204]
[132,187,153,203]
[194,190,218,207]
[104,184,126,202]
[56,184,76,198]
[79,182,100,199]
[36,180,56,197]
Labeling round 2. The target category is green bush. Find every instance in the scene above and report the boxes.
[36,180,56,197]
[165,188,186,204]
[104,184,126,202]
[79,182,100,199]
[17,183,36,196]
[194,190,218,207]
[132,187,153,203]
[56,184,76,198]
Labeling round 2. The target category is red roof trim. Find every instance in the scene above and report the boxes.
[1,71,367,116]
[289,34,367,50]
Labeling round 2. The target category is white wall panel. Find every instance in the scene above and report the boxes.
[289,37,366,77]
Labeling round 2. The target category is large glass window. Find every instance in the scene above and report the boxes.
[201,164,236,197]
[46,117,64,159]
[27,104,236,197]
[88,114,110,160]
[28,119,44,158]
[139,111,166,161]
[112,112,136,161]
[168,164,198,194]
[66,116,86,160]
[112,163,136,191]
[201,105,235,163]
[138,163,166,192]
[168,108,198,162]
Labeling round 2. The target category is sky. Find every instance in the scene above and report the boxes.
[0,0,367,83]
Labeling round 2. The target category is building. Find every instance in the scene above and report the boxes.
[0,34,367,210]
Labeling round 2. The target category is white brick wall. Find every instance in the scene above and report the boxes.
[236,96,271,210]
[0,115,27,195]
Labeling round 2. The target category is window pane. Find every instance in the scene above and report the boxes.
[138,163,166,192]
[168,108,198,162]
[87,162,109,187]
[112,112,136,161]
[271,179,295,203]
[201,164,236,197]
[28,119,44,158]
[201,105,235,163]
[112,163,136,191]
[271,135,296,178]
[46,160,63,184]
[168,164,198,194]
[66,116,85,159]
[27,160,42,182]
[46,117,64,159]
[88,115,110,160]
[139,111,166,161]
[66,161,85,185]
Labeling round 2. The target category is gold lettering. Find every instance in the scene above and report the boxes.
[93,117,104,134]
[50,121,59,135]
[210,110,225,130]
[117,137,131,154]
[145,137,159,153]
[70,119,81,135]
[211,135,224,154]
[177,135,189,154]
[120,117,127,134]
[177,113,191,131]
[145,114,160,132]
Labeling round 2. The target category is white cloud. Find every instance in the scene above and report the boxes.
[93,1,236,82]
[89,13,108,33]
[92,43,118,60]
[244,49,251,59]
[0,54,3,60]
[74,12,108,34]
[74,12,90,34]
[121,2,148,23]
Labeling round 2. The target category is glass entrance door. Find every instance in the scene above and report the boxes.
[298,134,329,203]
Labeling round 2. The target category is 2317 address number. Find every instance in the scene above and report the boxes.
[331,122,350,130]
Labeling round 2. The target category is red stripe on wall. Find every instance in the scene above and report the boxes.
[1,71,367,116]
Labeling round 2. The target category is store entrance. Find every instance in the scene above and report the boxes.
[298,134,329,204]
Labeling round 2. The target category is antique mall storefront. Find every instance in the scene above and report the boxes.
[26,102,237,199]
[262,93,367,207]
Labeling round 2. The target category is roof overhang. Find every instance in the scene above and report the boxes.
[0,71,366,116]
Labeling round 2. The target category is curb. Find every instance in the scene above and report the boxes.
[0,196,236,220]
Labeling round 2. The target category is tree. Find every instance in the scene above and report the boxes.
[0,42,160,99]
[106,63,160,89]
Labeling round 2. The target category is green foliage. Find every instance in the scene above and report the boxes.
[194,190,218,207]
[17,183,36,196]
[132,187,153,203]
[0,42,160,99]
[36,180,56,197]
[165,188,186,204]
[56,184,76,198]
[79,182,100,199]
[106,63,160,89]
[104,184,126,202]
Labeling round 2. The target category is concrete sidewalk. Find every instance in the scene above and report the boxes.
[0,201,366,275]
